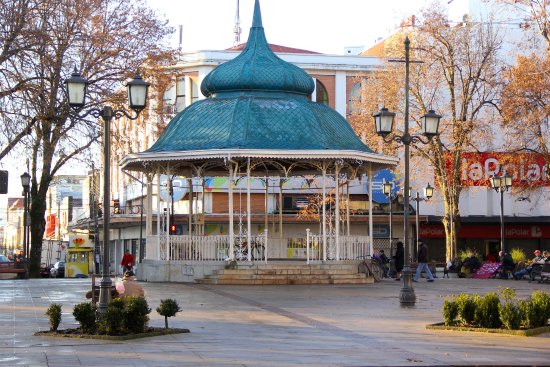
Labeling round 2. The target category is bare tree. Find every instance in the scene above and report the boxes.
[351,5,503,261]
[3,0,174,276]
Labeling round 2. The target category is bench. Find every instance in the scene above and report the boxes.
[0,263,26,274]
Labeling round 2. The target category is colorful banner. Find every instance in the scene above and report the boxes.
[446,152,549,187]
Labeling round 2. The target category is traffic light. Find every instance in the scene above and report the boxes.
[169,224,177,235]
[0,170,7,194]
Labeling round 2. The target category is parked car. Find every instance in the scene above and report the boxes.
[0,255,11,263]
[50,261,65,278]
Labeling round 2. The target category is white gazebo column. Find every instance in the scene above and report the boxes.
[145,176,154,259]
[228,162,235,260]
[188,178,193,235]
[156,173,161,260]
[335,165,340,261]
[368,165,374,257]
[279,178,283,252]
[322,166,327,261]
[246,158,252,262]
[346,180,351,236]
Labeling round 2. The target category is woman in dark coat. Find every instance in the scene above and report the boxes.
[393,241,405,281]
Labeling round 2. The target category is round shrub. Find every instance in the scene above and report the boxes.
[474,292,501,329]
[157,298,182,329]
[442,298,459,326]
[98,304,124,335]
[520,291,550,328]
[45,303,62,331]
[73,302,97,334]
[499,288,522,330]
[456,294,476,326]
[123,296,151,334]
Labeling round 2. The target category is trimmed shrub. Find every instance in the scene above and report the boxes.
[157,299,182,329]
[73,302,97,334]
[520,291,550,328]
[124,296,151,334]
[474,292,501,328]
[456,294,476,326]
[442,297,459,326]
[45,303,62,331]
[98,304,124,335]
[499,288,522,330]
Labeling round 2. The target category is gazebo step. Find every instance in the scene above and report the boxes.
[196,261,371,285]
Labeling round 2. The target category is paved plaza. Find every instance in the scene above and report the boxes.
[0,276,549,366]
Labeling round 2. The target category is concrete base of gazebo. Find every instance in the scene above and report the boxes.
[136,259,375,284]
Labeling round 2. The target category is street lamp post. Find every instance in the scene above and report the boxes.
[65,68,149,313]
[382,181,395,256]
[411,183,434,257]
[372,37,441,306]
[20,172,31,279]
[490,172,512,253]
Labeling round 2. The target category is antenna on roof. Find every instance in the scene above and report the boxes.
[233,0,241,45]
[178,25,183,55]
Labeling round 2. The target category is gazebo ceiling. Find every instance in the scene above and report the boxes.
[121,0,397,177]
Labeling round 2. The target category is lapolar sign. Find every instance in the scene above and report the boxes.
[446,152,549,187]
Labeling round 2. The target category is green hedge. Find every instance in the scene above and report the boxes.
[441,288,550,330]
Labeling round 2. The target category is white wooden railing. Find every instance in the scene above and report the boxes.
[152,232,368,262]
[306,231,370,263]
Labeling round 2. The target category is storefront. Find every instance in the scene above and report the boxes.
[420,219,550,261]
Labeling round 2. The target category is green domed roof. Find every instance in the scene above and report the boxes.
[145,0,373,155]
[201,0,314,98]
[147,96,371,152]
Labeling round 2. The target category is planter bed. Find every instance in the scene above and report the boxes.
[426,322,550,337]
[34,327,189,341]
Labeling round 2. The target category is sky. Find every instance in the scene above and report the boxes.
[149,0,442,55]
[0,0,454,211]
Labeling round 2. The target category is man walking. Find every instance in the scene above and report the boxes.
[413,241,434,282]
[120,249,135,273]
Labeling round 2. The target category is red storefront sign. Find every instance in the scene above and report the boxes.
[444,152,549,187]
[420,223,550,239]
[45,214,56,238]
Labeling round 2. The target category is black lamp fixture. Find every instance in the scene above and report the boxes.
[372,36,441,306]
[490,171,513,254]
[65,67,149,313]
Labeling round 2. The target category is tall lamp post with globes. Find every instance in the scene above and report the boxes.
[65,68,149,313]
[382,180,395,257]
[372,37,441,306]
[20,172,31,279]
[490,172,512,254]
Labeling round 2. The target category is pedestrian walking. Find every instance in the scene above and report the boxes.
[413,241,435,282]
[120,249,135,273]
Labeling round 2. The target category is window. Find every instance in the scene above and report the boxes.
[191,78,199,104]
[348,82,362,114]
[175,77,186,112]
[315,80,329,105]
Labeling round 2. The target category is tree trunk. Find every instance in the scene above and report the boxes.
[29,184,48,277]
[165,316,169,329]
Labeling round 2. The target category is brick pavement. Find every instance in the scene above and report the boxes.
[0,277,549,366]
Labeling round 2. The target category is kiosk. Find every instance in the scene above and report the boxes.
[66,234,94,278]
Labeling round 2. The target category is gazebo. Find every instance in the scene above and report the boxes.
[121,0,397,280]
